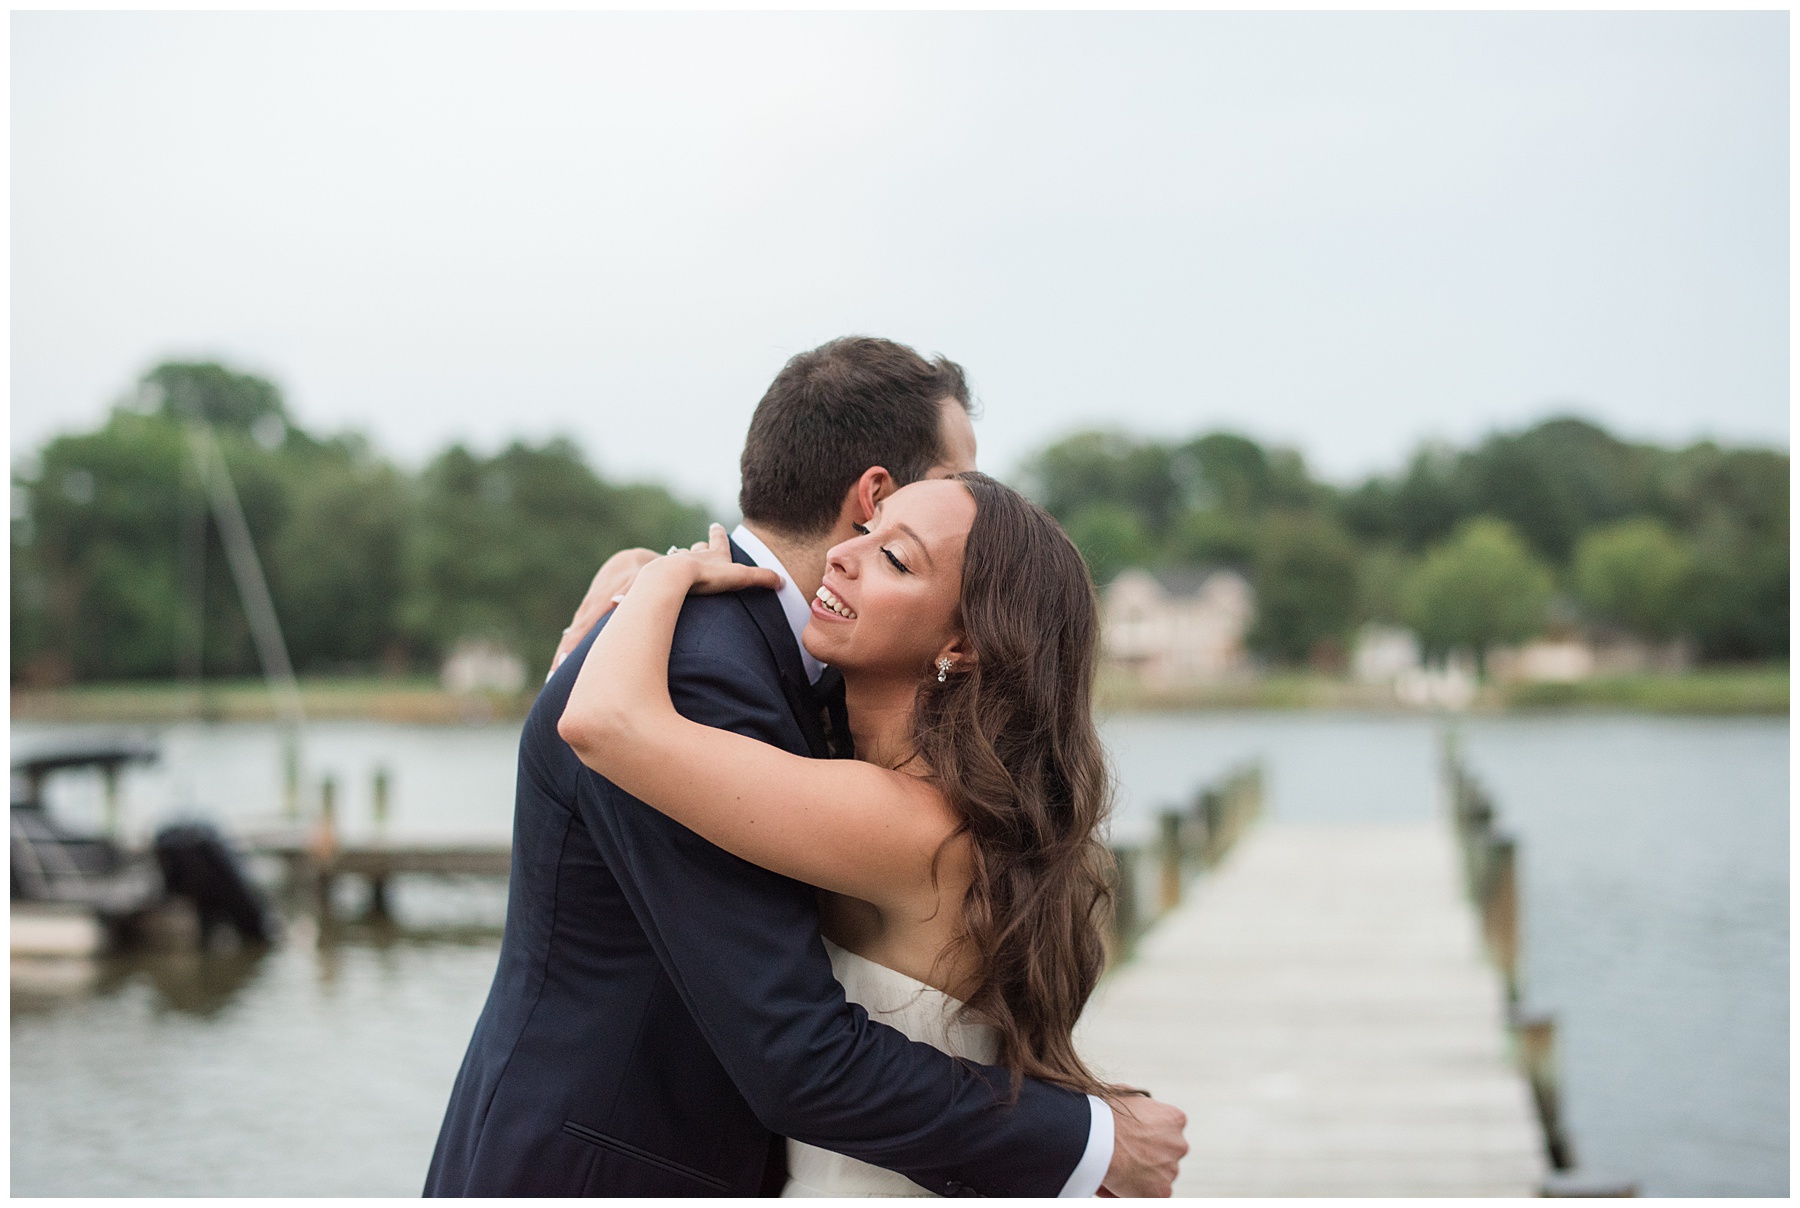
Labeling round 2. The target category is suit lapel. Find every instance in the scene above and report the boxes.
[728,539,832,760]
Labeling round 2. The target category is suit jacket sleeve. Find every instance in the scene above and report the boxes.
[548,632,1093,1198]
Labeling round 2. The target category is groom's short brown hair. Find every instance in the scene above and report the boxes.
[738,336,972,539]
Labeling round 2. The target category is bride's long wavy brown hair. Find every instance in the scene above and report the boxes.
[913,472,1117,1099]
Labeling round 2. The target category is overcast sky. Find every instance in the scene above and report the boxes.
[13,11,1788,514]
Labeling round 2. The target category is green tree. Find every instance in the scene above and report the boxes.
[16,377,307,681]
[12,361,714,685]
[1684,521,1789,661]
[1167,508,1258,569]
[1340,418,1662,562]
[1023,432,1185,539]
[1354,545,1417,626]
[20,409,200,679]
[1064,502,1154,586]
[1572,519,1694,642]
[267,436,412,671]
[1246,511,1360,664]
[144,361,290,437]
[1461,418,1652,562]
[1024,428,1329,571]
[1653,442,1787,660]
[1402,519,1553,673]
[1339,443,1469,552]
[1654,442,1788,542]
[403,439,707,674]
[1175,432,1271,513]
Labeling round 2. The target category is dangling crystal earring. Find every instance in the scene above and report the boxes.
[936,657,951,683]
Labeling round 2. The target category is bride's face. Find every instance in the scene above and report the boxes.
[802,479,975,679]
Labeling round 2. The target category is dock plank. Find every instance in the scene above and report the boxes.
[1077,821,1546,1197]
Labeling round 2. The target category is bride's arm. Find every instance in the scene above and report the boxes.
[557,527,960,912]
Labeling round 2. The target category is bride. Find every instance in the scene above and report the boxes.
[558,471,1126,1197]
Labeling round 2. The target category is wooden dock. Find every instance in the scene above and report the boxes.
[1078,820,1548,1197]
[247,838,512,881]
[242,833,511,922]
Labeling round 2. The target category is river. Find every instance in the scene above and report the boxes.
[10,711,1787,1196]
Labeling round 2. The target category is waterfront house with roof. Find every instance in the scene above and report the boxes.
[1102,566,1256,685]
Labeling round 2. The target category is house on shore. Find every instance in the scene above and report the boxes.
[441,638,527,694]
[1350,623,1693,708]
[1102,567,1256,686]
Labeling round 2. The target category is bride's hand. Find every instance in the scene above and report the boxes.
[658,523,783,596]
[550,546,660,676]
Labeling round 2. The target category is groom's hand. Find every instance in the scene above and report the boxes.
[1101,1094,1188,1197]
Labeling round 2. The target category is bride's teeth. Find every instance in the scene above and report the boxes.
[814,585,856,619]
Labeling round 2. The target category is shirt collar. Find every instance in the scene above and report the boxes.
[732,523,826,685]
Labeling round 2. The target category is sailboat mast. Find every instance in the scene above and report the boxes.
[186,420,309,818]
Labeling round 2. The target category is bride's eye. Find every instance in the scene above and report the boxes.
[882,547,910,574]
[851,522,869,535]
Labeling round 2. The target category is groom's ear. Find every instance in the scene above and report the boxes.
[849,466,895,526]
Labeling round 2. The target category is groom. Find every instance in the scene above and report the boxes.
[425,337,1186,1196]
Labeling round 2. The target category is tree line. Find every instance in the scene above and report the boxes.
[12,361,1788,686]
[12,362,706,683]
[1024,419,1787,668]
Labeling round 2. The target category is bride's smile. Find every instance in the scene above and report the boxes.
[800,479,976,687]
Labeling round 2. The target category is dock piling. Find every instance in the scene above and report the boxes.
[1442,734,1629,1191]
[1107,761,1263,963]
[312,775,339,922]
[1079,820,1548,1195]
[372,766,390,831]
[282,739,301,821]
[1517,1011,1575,1171]
[1109,847,1143,959]
[101,764,121,837]
[1483,835,1520,1000]
[366,767,394,920]
[1157,810,1184,911]
[365,873,392,922]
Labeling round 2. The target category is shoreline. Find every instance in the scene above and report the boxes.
[1096,667,1788,717]
[10,666,1787,726]
[9,678,534,726]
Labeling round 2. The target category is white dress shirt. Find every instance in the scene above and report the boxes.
[730,525,1115,1197]
[729,524,825,685]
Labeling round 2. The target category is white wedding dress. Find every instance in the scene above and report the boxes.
[782,938,999,1197]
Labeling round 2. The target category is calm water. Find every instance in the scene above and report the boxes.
[11,712,1788,1196]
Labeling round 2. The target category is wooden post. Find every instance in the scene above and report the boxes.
[314,869,336,924]
[319,775,338,851]
[1226,772,1249,850]
[312,775,339,922]
[1463,819,1488,901]
[1109,847,1141,962]
[101,763,121,837]
[1217,780,1237,855]
[367,766,393,920]
[372,766,391,832]
[1198,789,1223,867]
[1443,740,1586,1184]
[283,739,301,821]
[1517,1012,1574,1171]
[1483,836,1519,1001]
[366,866,392,922]
[1158,811,1184,912]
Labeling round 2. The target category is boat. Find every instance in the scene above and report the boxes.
[11,742,271,957]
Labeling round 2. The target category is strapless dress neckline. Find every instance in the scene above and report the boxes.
[780,939,999,1198]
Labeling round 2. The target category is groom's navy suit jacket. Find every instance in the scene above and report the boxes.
[424,542,1092,1197]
